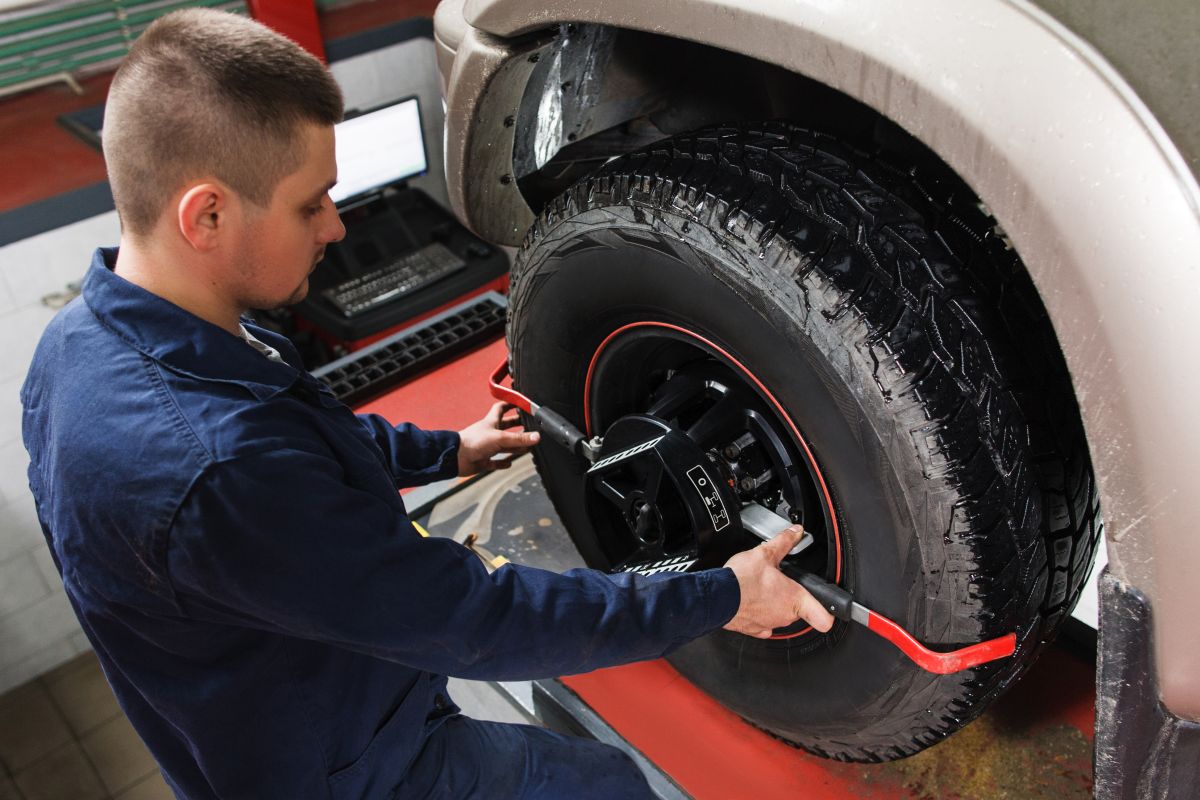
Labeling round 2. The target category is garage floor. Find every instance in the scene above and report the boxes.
[0,654,168,800]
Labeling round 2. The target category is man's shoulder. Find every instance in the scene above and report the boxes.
[23,294,210,527]
[21,299,198,609]
[24,295,157,456]
[24,289,349,497]
[27,294,168,422]
[26,293,141,392]
[26,295,101,376]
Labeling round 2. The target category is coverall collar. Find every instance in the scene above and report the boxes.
[82,247,302,402]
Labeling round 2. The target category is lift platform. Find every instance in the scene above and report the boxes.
[356,335,1098,800]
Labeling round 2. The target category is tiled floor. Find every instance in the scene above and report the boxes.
[0,652,169,800]
[0,653,528,800]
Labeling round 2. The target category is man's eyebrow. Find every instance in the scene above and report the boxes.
[306,181,336,205]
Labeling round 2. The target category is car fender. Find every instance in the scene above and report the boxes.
[439,0,1200,719]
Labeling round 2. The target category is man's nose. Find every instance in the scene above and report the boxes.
[323,209,346,244]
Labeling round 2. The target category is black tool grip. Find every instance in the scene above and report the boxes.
[533,407,587,457]
[796,572,855,621]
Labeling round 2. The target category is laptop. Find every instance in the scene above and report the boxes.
[329,95,428,211]
[296,96,507,344]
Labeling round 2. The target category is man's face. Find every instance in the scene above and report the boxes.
[233,123,345,310]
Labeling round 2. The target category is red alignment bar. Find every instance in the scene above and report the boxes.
[488,359,533,414]
[866,611,1017,674]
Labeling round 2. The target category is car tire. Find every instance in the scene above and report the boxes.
[507,123,1101,760]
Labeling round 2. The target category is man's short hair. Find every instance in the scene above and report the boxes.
[102,9,344,237]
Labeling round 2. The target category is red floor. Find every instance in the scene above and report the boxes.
[0,71,112,213]
[564,645,1095,799]
[0,0,438,215]
[356,336,507,433]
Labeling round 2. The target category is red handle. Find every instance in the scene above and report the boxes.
[489,359,534,415]
[492,355,1016,675]
[866,611,1017,674]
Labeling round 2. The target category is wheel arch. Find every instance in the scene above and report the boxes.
[440,0,1200,718]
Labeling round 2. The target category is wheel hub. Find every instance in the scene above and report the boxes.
[584,413,740,574]
[581,324,843,636]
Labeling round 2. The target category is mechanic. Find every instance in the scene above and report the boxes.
[20,9,834,799]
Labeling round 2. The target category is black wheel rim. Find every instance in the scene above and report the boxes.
[583,322,844,638]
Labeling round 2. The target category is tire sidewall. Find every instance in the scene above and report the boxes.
[510,205,971,744]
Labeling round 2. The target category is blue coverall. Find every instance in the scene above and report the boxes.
[20,248,742,799]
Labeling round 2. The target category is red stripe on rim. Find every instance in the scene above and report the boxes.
[583,321,842,639]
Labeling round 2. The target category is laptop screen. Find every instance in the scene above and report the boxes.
[329,96,427,206]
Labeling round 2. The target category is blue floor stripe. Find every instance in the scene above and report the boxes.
[0,181,115,248]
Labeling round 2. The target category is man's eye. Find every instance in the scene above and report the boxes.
[304,205,322,217]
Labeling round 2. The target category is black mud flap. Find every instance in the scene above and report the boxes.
[1095,567,1200,798]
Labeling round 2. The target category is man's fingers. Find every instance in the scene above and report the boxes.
[498,415,524,430]
[467,454,515,474]
[498,405,524,428]
[486,401,509,426]
[499,430,540,449]
[794,585,835,632]
[759,525,804,565]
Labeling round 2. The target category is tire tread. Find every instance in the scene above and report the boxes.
[511,122,1101,760]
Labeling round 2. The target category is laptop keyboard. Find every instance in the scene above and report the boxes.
[323,242,467,318]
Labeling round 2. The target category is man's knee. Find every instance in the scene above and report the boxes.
[523,731,654,799]
[589,742,652,795]
[396,716,656,799]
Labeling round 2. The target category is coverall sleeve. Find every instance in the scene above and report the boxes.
[167,447,741,680]
[355,413,460,488]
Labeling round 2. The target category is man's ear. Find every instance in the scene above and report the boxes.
[176,182,228,252]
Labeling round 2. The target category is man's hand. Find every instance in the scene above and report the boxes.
[722,526,836,638]
[457,402,541,476]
